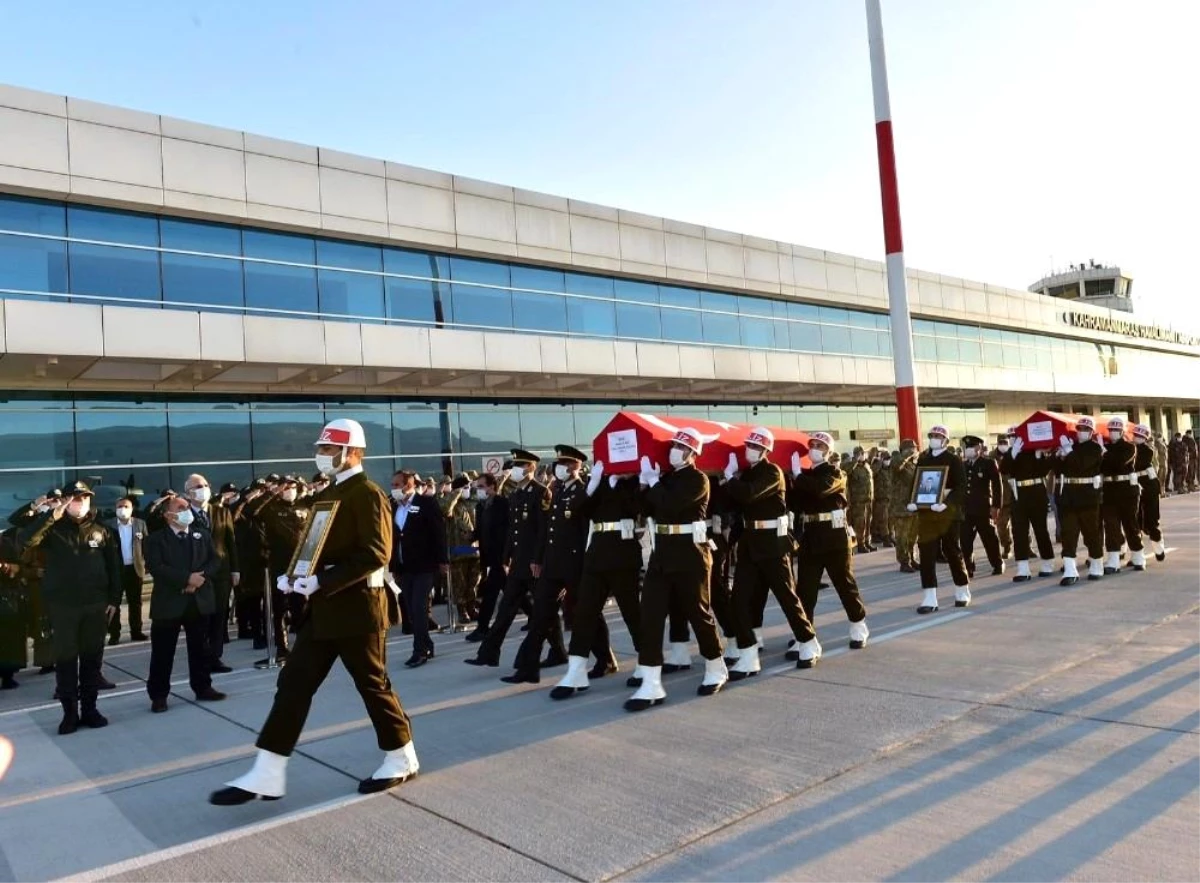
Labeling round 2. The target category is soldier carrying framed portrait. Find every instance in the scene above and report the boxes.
[287,500,340,579]
[911,465,949,508]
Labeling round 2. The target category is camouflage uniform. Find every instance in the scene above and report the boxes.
[889,442,919,570]
[846,447,875,552]
[1154,435,1169,493]
[871,455,892,546]
[443,486,481,615]
[991,438,1014,557]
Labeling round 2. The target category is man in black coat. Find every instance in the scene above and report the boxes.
[959,435,1005,578]
[389,470,448,668]
[144,497,227,712]
[182,473,241,673]
[466,472,510,642]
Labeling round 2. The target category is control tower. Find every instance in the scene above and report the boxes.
[1028,261,1133,313]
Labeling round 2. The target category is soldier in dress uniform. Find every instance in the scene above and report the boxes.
[1054,416,1106,585]
[846,447,875,553]
[959,435,1005,578]
[722,427,821,676]
[1001,427,1057,582]
[625,429,728,710]
[501,446,589,685]
[788,432,870,652]
[210,419,417,804]
[1132,423,1167,563]
[550,459,643,699]
[464,450,549,669]
[250,475,311,662]
[871,451,893,548]
[905,425,972,613]
[1099,417,1145,573]
[1168,432,1186,494]
[889,440,919,572]
[991,434,1015,560]
[1184,429,1199,491]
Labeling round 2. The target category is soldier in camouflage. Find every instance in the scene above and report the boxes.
[871,449,893,547]
[991,433,1014,559]
[889,439,919,572]
[443,474,480,624]
[846,446,875,554]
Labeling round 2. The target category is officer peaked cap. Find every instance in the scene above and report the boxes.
[510,448,540,465]
[554,444,588,464]
[961,435,984,447]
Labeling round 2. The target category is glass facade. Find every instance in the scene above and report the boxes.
[0,395,986,521]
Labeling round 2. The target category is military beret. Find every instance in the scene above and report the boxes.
[451,473,471,489]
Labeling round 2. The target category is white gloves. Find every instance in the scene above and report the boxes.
[292,575,320,597]
[1011,436,1023,456]
[639,455,661,488]
[791,451,802,477]
[906,503,918,512]
[276,574,293,594]
[724,452,739,481]
[931,502,947,513]
[1059,435,1073,456]
[587,460,604,496]
[608,475,619,488]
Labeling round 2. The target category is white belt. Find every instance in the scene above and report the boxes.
[656,523,694,535]
[800,510,847,529]
[1103,473,1139,485]
[1014,478,1043,487]
[1137,467,1158,480]
[750,515,792,537]
[653,521,711,545]
[1062,476,1102,487]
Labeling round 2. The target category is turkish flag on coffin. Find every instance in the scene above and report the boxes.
[593,412,812,475]
[1014,410,1133,450]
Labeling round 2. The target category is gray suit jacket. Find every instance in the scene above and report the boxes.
[105,517,148,580]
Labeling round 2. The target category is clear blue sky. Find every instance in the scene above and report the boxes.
[3,0,1195,329]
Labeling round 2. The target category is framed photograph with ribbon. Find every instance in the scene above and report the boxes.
[288,500,340,579]
[910,466,949,508]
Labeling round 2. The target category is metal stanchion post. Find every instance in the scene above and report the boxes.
[444,565,457,634]
[255,566,279,670]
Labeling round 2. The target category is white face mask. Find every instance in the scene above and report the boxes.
[475,487,488,501]
[554,464,571,482]
[459,487,470,499]
[189,486,211,504]
[964,448,978,461]
[998,443,1011,454]
[809,448,826,465]
[281,488,298,503]
[67,499,90,519]
[115,506,132,520]
[1109,431,1122,442]
[856,453,867,462]
[314,448,345,476]
[174,509,194,527]
[668,447,687,468]
[36,504,50,513]
[928,437,945,451]
[1078,431,1092,443]
[745,448,762,465]
[390,488,407,502]
[1134,437,1145,446]
[510,466,526,483]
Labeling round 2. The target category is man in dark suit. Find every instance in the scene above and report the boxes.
[144,497,227,712]
[466,472,509,643]
[106,497,148,645]
[182,474,240,673]
[389,470,449,668]
[959,435,1005,578]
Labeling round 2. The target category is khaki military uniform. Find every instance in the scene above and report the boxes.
[871,459,892,546]
[442,493,480,612]
[889,452,918,569]
[846,460,874,551]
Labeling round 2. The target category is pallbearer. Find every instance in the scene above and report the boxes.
[959,435,1004,577]
[906,425,971,613]
[788,432,869,653]
[625,429,727,711]
[1000,427,1056,582]
[1099,417,1144,573]
[210,419,417,804]
[1055,416,1105,586]
[1132,423,1167,562]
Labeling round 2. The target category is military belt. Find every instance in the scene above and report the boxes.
[751,518,783,530]
[800,512,835,524]
[655,523,695,535]
[592,521,624,532]
[1136,467,1157,478]
[1014,478,1043,487]
[1103,473,1138,483]
[1062,476,1100,485]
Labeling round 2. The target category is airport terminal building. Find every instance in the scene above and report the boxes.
[0,82,1197,516]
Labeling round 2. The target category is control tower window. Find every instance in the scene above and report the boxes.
[1085,279,1116,298]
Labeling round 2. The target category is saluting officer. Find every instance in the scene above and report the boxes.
[905,425,972,613]
[503,446,589,684]
[788,432,870,652]
[1099,417,1145,574]
[250,475,311,662]
[959,435,1005,578]
[626,429,727,711]
[1132,423,1167,563]
[722,427,821,676]
[1055,416,1105,585]
[1001,427,1057,582]
[550,457,645,699]
[465,450,549,669]
[211,419,417,804]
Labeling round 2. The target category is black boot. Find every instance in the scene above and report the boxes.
[1,674,17,690]
[58,698,79,735]
[80,694,108,729]
[589,650,619,679]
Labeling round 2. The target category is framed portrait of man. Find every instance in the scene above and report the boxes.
[911,466,949,508]
[288,500,340,579]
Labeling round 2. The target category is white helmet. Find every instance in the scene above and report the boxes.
[744,426,775,451]
[315,418,367,449]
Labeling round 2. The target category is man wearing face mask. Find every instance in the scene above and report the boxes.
[252,476,311,662]
[905,426,971,613]
[388,470,449,668]
[846,446,875,554]
[959,436,1005,578]
[442,474,481,626]
[17,481,121,735]
[465,450,549,669]
[721,427,820,676]
[144,496,227,712]
[991,434,1015,560]
[1099,417,1144,574]
[1132,423,1167,562]
[183,474,241,674]
[625,429,726,710]
[105,497,148,645]
[871,450,893,549]
[212,418,417,804]
[1054,415,1105,585]
[1001,426,1057,582]
[889,440,919,573]
[466,472,510,642]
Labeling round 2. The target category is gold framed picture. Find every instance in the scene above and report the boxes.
[910,466,949,508]
[288,500,340,579]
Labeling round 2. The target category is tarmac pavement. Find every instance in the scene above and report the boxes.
[0,496,1196,882]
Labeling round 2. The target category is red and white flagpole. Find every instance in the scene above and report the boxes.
[865,0,920,443]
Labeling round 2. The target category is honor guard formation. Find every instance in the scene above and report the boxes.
[0,413,1185,807]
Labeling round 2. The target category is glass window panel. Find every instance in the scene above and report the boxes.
[244,231,318,314]
[787,321,822,353]
[456,407,521,456]
[738,295,773,318]
[659,286,704,344]
[393,404,449,463]
[616,302,661,339]
[318,268,385,319]
[822,325,853,355]
[958,340,981,365]
[0,234,68,297]
[846,310,877,329]
[74,410,169,506]
[1002,344,1021,368]
[510,265,565,294]
[69,242,161,304]
[68,206,158,246]
[875,314,892,331]
[449,258,512,329]
[1020,346,1038,369]
[914,335,938,361]
[384,250,449,325]
[1001,330,1022,346]
[819,306,851,326]
[519,406,575,449]
[935,335,960,362]
[565,272,614,298]
[787,302,821,323]
[851,328,881,357]
[316,240,382,272]
[700,292,740,346]
[250,409,324,477]
[1036,347,1053,372]
[166,406,253,492]
[567,294,615,337]
[741,316,776,349]
[614,279,659,306]
[572,407,612,449]
[878,333,893,357]
[0,409,76,522]
[708,406,749,424]
[162,252,243,309]
[244,230,315,264]
[0,195,65,235]
[983,342,1004,367]
[511,268,567,333]
[160,219,241,256]
[980,327,1002,343]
